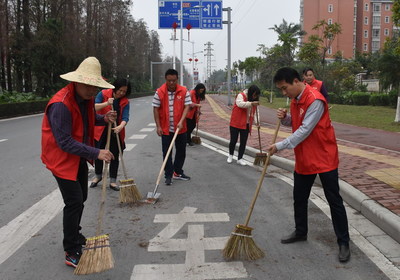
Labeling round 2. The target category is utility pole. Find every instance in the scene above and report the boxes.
[223,7,232,105]
[203,41,214,82]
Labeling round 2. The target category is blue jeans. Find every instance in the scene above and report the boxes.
[293,169,350,245]
[161,132,187,178]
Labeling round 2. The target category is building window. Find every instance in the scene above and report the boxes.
[384,28,389,36]
[328,4,333,13]
[364,17,368,25]
[373,16,381,25]
[328,47,332,55]
[385,4,390,11]
[328,18,333,25]
[365,3,369,11]
[364,30,368,38]
[372,41,380,52]
[363,43,368,52]
[373,3,381,12]
[372,29,380,38]
[385,16,390,23]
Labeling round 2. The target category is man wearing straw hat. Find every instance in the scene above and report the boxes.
[268,67,350,263]
[41,57,117,268]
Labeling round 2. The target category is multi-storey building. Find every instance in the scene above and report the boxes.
[300,0,396,58]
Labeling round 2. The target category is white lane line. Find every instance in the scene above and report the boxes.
[140,128,155,132]
[148,123,156,126]
[125,144,137,151]
[0,189,63,265]
[0,139,8,143]
[129,134,147,140]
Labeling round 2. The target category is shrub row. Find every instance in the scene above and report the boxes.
[329,91,398,107]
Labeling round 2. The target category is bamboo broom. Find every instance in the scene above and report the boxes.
[74,122,114,275]
[223,120,281,260]
[191,110,201,144]
[253,107,267,166]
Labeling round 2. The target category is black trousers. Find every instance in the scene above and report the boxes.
[186,117,197,143]
[54,158,88,253]
[293,169,350,245]
[161,132,187,178]
[229,125,249,160]
[94,129,121,179]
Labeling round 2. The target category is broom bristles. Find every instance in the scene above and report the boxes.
[191,136,201,144]
[223,224,265,261]
[253,153,267,166]
[119,181,142,203]
[74,234,114,275]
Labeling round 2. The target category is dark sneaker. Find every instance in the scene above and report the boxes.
[173,172,191,181]
[188,142,194,146]
[65,251,81,268]
[78,233,86,246]
[165,177,172,185]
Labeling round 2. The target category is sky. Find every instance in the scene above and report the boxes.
[130,0,300,81]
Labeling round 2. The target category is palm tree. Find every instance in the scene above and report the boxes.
[269,19,306,66]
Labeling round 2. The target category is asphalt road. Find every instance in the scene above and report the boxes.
[0,96,394,280]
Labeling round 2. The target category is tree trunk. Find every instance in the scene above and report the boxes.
[395,88,400,122]
[22,0,32,92]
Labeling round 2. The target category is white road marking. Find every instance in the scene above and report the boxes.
[0,189,63,265]
[132,207,248,279]
[0,139,8,143]
[140,128,155,132]
[148,123,156,126]
[129,134,147,140]
[125,144,137,151]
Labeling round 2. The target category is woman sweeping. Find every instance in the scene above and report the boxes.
[227,85,260,166]
[186,83,206,146]
[90,78,131,191]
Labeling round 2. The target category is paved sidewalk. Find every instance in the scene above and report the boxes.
[195,94,400,245]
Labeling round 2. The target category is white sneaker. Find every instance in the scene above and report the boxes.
[237,159,247,166]
[227,155,233,163]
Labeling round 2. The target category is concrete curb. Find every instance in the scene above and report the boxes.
[197,129,400,244]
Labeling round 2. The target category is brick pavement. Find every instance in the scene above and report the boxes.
[198,94,400,217]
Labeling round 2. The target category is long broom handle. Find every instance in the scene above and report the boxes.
[255,107,263,153]
[111,105,128,180]
[96,121,112,235]
[243,119,281,227]
[152,127,180,194]
[194,108,200,137]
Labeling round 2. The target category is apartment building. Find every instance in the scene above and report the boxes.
[300,0,396,58]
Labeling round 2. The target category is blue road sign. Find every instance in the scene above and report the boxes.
[158,0,222,29]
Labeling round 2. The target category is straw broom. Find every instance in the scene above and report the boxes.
[113,123,142,204]
[253,107,267,166]
[191,110,201,144]
[74,122,114,275]
[223,120,281,261]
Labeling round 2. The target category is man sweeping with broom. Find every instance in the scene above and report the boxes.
[267,67,350,263]
[41,57,117,269]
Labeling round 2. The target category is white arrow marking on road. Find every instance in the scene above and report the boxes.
[0,189,63,265]
[129,134,147,140]
[125,144,137,151]
[0,139,8,143]
[132,207,248,279]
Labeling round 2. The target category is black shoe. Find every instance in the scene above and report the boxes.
[65,251,81,268]
[173,172,191,181]
[90,178,102,188]
[110,184,120,191]
[78,233,86,246]
[281,231,307,244]
[165,177,172,185]
[188,142,194,146]
[339,244,350,263]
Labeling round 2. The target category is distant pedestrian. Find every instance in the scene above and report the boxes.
[90,78,131,191]
[268,67,350,263]
[227,85,260,166]
[152,69,192,185]
[303,67,329,102]
[41,57,117,268]
[186,83,206,146]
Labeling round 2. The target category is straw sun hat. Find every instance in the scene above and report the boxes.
[60,57,114,89]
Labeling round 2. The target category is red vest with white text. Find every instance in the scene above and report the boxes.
[308,79,323,92]
[230,92,255,132]
[186,89,200,119]
[291,84,338,174]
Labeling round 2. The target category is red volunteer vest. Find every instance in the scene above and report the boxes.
[41,83,95,180]
[308,79,323,92]
[94,88,129,142]
[157,83,188,135]
[186,89,200,119]
[230,92,256,132]
[291,84,338,175]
